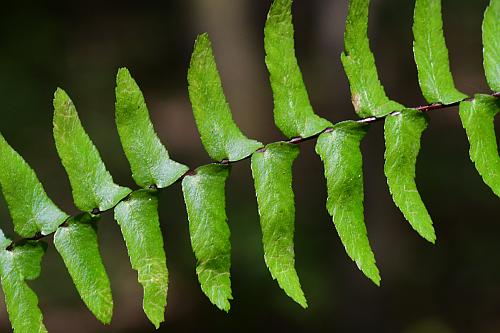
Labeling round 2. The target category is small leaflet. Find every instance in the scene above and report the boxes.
[482,0,500,92]
[459,94,500,197]
[181,164,232,311]
[53,88,131,212]
[341,0,404,118]
[115,68,188,188]
[264,0,333,138]
[0,133,68,237]
[384,110,435,242]
[0,239,48,333]
[251,142,307,307]
[54,214,114,324]
[315,121,380,285]
[114,190,168,328]
[187,34,263,161]
[413,0,467,104]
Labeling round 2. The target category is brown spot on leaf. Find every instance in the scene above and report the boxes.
[352,94,361,113]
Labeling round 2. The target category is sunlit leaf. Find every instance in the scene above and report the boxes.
[482,0,500,92]
[413,0,467,104]
[181,164,232,311]
[384,110,435,242]
[0,134,68,237]
[264,0,332,137]
[187,34,262,161]
[0,241,48,333]
[459,94,500,197]
[53,88,131,212]
[54,214,113,324]
[341,0,404,117]
[115,68,188,188]
[316,121,380,285]
[251,142,307,307]
[114,190,168,328]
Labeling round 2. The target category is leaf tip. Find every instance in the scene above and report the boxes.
[363,265,381,287]
[53,87,74,115]
[194,32,210,50]
[424,230,437,244]
[367,268,382,287]
[208,294,232,313]
[146,313,164,330]
[117,66,130,77]
[95,302,114,325]
[219,302,231,313]
[295,294,308,309]
[54,87,68,101]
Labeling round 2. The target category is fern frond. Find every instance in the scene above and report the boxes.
[0,0,497,331]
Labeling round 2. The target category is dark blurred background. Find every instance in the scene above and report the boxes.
[0,0,498,332]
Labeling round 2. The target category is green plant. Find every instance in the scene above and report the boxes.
[0,0,498,331]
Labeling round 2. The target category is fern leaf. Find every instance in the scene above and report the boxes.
[384,110,435,243]
[264,0,332,138]
[54,214,113,324]
[53,88,132,212]
[483,0,500,92]
[114,190,168,328]
[187,34,262,161]
[341,0,404,118]
[315,121,380,285]
[0,134,68,238]
[115,68,188,188]
[412,0,467,104]
[251,142,307,308]
[0,240,48,333]
[459,94,500,197]
[181,164,232,311]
